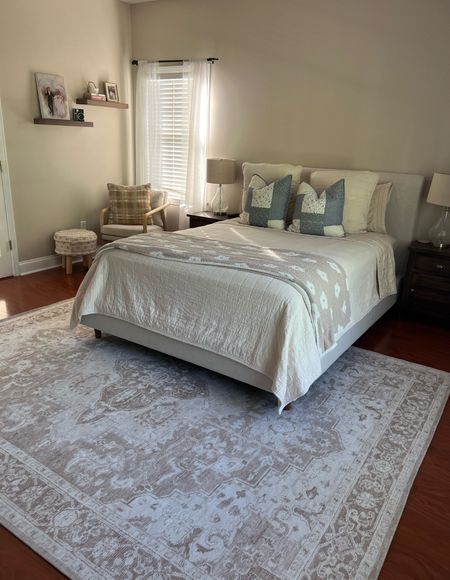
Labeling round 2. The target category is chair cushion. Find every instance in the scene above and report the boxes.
[101,224,162,238]
[107,183,152,225]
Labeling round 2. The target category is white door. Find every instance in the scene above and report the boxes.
[0,167,13,278]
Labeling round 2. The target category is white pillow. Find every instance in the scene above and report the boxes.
[310,170,379,233]
[367,182,392,234]
[242,162,303,222]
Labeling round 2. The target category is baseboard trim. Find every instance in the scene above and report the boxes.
[18,254,81,276]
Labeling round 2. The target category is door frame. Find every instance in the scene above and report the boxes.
[0,98,19,277]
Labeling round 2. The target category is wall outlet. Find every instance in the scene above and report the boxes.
[80,220,87,229]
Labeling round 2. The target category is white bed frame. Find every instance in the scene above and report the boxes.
[81,169,424,396]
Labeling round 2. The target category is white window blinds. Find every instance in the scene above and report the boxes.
[158,66,190,199]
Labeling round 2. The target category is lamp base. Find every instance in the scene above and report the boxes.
[211,184,228,217]
[429,206,450,248]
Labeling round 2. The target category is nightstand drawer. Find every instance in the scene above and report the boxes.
[402,242,450,321]
[415,255,450,278]
[408,274,450,313]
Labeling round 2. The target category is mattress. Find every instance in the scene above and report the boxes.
[72,220,396,408]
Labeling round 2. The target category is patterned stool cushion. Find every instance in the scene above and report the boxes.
[54,229,97,256]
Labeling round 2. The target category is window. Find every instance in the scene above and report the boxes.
[136,60,211,218]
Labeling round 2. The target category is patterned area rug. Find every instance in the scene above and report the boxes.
[0,300,448,579]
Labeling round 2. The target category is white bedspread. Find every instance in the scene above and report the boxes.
[71,220,396,408]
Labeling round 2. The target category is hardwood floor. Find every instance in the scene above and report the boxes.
[0,266,448,579]
[0,265,84,320]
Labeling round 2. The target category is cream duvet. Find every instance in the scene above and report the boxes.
[71,220,396,408]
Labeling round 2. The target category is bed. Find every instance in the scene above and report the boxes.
[71,167,424,410]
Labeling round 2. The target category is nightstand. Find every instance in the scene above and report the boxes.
[401,241,450,321]
[187,211,239,228]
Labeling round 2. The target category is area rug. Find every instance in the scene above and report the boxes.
[0,301,448,580]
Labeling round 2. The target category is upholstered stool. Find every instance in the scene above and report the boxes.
[54,228,97,274]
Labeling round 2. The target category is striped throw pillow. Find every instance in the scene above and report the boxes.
[108,183,151,225]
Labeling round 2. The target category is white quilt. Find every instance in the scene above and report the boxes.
[71,220,396,408]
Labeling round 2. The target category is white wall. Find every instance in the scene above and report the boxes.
[0,0,133,261]
[131,0,450,236]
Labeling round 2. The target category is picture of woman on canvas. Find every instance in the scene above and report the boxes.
[35,73,70,120]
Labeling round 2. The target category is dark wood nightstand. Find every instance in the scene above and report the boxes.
[187,211,239,228]
[401,241,450,321]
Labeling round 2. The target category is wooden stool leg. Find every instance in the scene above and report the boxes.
[61,255,66,270]
[94,329,102,339]
[82,254,93,269]
[66,255,73,275]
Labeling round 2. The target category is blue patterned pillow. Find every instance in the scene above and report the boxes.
[239,174,292,229]
[288,179,345,237]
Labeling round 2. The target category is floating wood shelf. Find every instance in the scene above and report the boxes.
[34,118,94,127]
[76,98,129,109]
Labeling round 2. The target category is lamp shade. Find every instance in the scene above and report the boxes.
[207,158,235,185]
[427,173,450,207]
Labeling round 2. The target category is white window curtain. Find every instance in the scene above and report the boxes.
[135,59,211,229]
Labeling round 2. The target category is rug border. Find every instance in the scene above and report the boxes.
[0,298,75,325]
[360,383,449,579]
[0,298,108,580]
[352,345,450,380]
[0,505,106,580]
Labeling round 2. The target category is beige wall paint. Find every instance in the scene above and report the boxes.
[131,0,450,236]
[0,0,132,261]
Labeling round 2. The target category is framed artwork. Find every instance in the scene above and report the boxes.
[35,73,70,120]
[105,82,119,102]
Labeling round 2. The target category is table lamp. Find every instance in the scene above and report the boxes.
[427,172,450,248]
[207,158,235,216]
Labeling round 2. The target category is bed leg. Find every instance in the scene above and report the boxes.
[284,403,293,411]
[94,329,102,339]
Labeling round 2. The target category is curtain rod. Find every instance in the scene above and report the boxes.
[131,58,218,65]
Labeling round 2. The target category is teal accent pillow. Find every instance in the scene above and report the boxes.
[288,179,346,237]
[239,174,293,229]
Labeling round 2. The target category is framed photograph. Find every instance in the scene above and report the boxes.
[35,73,70,120]
[105,82,119,103]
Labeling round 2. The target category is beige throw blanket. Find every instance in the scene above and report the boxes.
[97,233,351,352]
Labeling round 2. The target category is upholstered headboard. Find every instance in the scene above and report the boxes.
[302,168,425,274]
[242,163,425,275]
